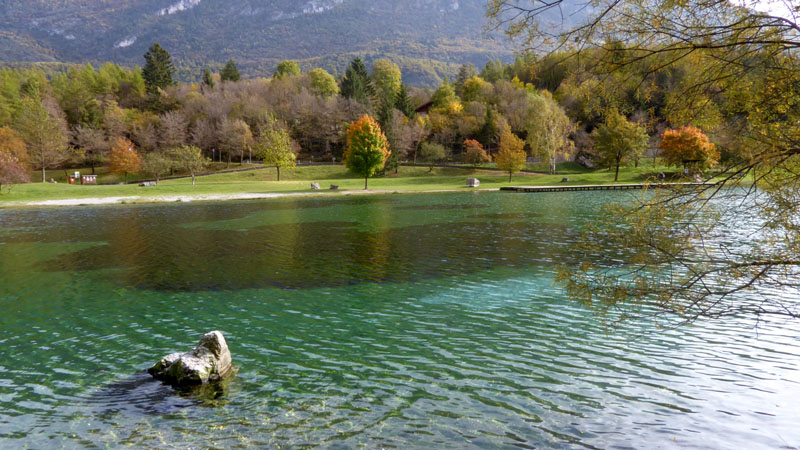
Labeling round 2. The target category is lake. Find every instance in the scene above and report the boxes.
[0,191,798,449]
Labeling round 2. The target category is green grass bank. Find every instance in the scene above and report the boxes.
[1,163,687,207]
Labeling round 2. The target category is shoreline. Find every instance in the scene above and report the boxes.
[0,188,502,210]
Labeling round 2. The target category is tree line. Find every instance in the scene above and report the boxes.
[1,42,724,189]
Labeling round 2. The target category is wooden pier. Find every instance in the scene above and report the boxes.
[500,183,712,193]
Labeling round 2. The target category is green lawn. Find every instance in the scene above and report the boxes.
[1,163,688,206]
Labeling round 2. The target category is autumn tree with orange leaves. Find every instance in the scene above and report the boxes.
[659,127,719,172]
[344,115,390,190]
[110,137,142,183]
[0,127,30,192]
[463,139,491,164]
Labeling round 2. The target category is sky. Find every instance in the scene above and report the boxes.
[742,0,798,20]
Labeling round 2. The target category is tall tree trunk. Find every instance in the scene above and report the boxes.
[364,176,368,190]
[41,164,46,183]
[277,166,281,181]
[614,161,620,182]
[192,173,196,185]
[509,172,512,182]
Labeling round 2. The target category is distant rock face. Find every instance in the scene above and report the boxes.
[148,331,232,387]
[467,178,480,187]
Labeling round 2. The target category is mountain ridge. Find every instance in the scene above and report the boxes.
[0,0,516,86]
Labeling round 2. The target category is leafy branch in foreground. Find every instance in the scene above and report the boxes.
[557,185,800,325]
[490,0,800,322]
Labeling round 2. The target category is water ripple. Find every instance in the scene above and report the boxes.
[0,192,798,449]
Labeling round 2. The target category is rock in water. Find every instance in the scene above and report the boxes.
[148,331,232,387]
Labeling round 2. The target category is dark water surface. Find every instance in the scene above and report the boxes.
[0,192,798,449]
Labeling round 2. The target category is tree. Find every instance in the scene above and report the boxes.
[171,145,209,185]
[141,152,173,184]
[526,91,574,174]
[659,126,720,172]
[0,127,29,192]
[202,68,215,89]
[371,59,401,106]
[50,67,101,126]
[344,115,390,189]
[340,57,373,105]
[217,118,253,167]
[308,68,339,98]
[74,125,108,174]
[254,116,297,181]
[454,63,478,97]
[593,109,649,181]
[479,108,500,152]
[481,59,507,83]
[431,80,458,109]
[495,126,527,181]
[0,151,28,192]
[160,111,189,149]
[488,0,800,323]
[463,139,491,164]
[396,115,429,164]
[220,60,241,82]
[274,60,300,79]
[372,59,402,136]
[14,97,69,183]
[142,43,175,95]
[0,126,29,168]
[461,76,492,103]
[395,83,415,119]
[110,137,142,183]
[102,100,128,141]
[418,142,447,170]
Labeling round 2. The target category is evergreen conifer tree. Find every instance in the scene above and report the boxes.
[340,57,373,104]
[395,83,415,118]
[220,60,241,82]
[479,108,499,151]
[141,43,175,95]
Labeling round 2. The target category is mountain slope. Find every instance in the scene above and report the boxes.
[0,0,515,86]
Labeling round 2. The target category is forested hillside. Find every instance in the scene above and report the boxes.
[0,0,515,86]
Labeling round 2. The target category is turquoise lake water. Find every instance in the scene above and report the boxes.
[0,191,798,448]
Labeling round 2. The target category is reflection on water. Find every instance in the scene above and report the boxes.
[0,192,798,449]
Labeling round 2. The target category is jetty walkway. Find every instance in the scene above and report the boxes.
[500,183,713,193]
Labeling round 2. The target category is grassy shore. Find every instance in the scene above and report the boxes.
[0,163,685,207]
